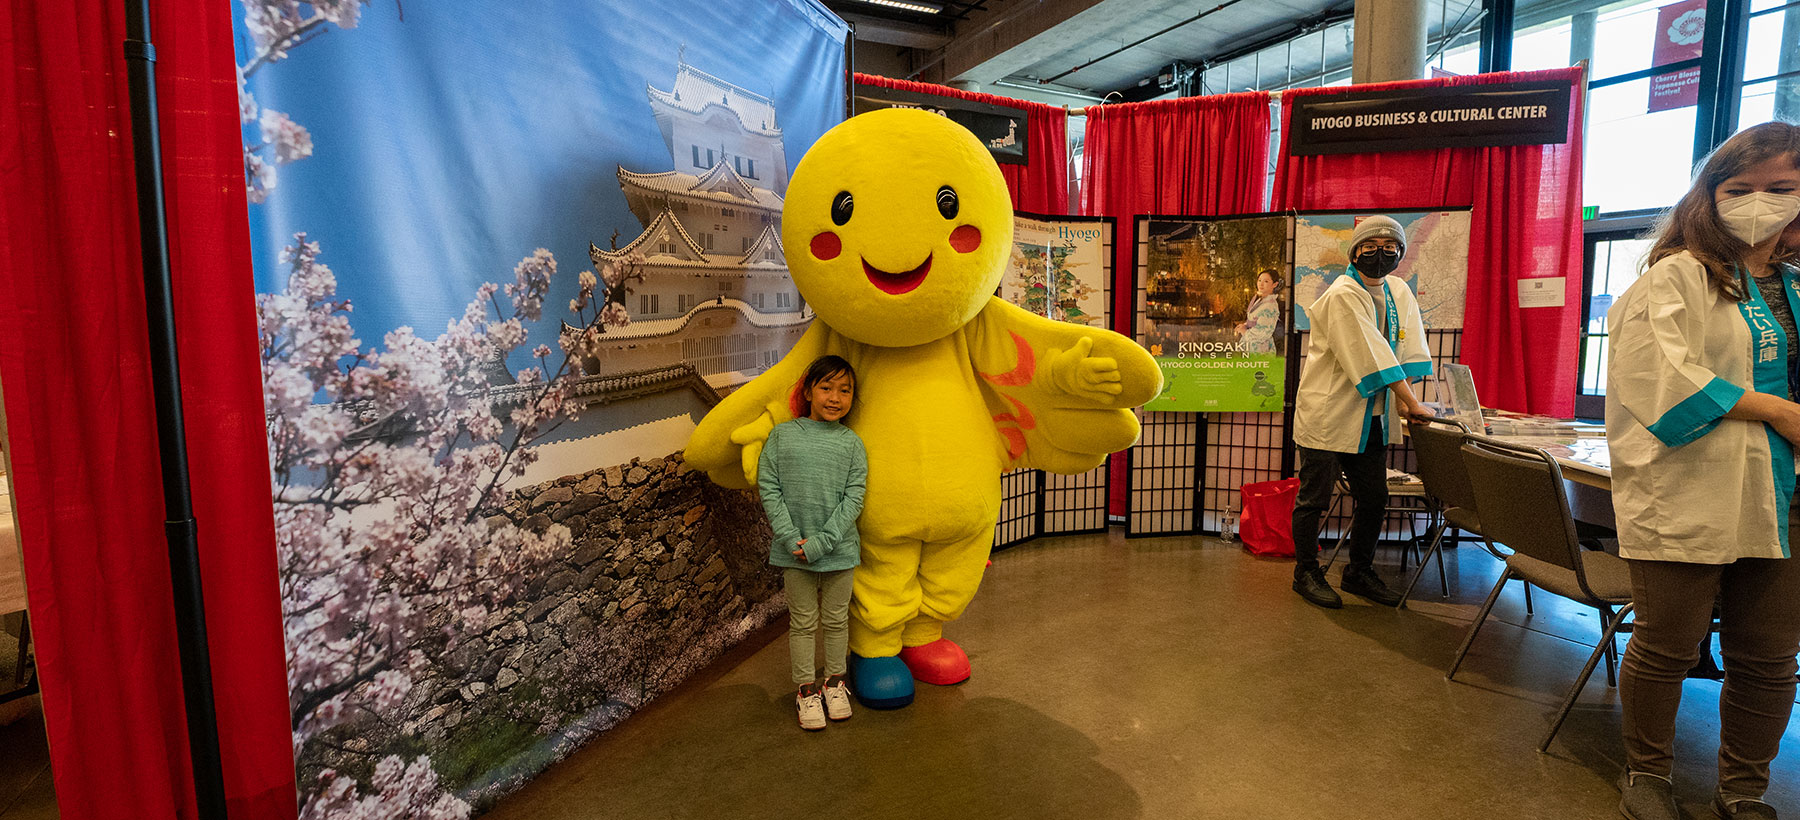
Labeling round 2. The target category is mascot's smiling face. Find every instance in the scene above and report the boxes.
[782,108,1014,347]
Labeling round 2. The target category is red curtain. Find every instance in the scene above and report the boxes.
[852,73,1071,215]
[1078,91,1274,510]
[0,2,297,819]
[1271,68,1586,416]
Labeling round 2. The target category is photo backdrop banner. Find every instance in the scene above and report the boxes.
[1138,215,1292,413]
[234,1,845,816]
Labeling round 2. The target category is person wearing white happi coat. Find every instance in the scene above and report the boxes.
[1605,122,1800,820]
[1289,216,1434,610]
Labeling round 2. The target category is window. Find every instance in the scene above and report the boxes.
[640,293,660,314]
[691,145,701,169]
[705,148,715,167]
[1514,0,1708,216]
[1574,230,1656,417]
[742,236,751,252]
[677,294,693,313]
[745,158,757,178]
[776,291,791,308]
[753,292,765,310]
[1736,0,1800,129]
[1586,78,1702,213]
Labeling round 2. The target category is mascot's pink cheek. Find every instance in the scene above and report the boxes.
[811,231,842,260]
[949,225,981,254]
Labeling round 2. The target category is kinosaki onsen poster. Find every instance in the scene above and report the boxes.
[1137,215,1291,413]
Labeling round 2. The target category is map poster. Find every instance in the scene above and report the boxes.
[1000,212,1111,326]
[1292,209,1472,331]
[1137,214,1293,413]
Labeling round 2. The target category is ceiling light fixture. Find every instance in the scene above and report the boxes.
[855,0,943,14]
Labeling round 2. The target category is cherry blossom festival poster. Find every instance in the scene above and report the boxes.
[232,1,846,815]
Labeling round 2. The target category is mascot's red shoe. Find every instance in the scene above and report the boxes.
[898,638,971,685]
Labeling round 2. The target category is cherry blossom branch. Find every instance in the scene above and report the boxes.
[243,17,327,78]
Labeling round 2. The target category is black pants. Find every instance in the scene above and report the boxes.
[1292,418,1387,579]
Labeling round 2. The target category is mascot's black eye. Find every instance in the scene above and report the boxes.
[936,185,959,219]
[831,191,853,226]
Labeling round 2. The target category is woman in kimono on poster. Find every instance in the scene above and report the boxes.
[1606,121,1800,820]
[1237,268,1284,354]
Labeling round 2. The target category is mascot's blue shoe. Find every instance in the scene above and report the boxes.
[849,654,914,710]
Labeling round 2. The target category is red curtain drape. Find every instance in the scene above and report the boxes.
[1078,91,1274,511]
[0,2,297,819]
[1271,68,1586,416]
[852,73,1071,214]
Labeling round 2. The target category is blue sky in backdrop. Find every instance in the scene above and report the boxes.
[235,0,846,361]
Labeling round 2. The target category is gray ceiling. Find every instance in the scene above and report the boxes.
[831,0,1496,99]
[1002,0,1353,91]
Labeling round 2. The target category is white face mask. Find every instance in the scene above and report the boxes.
[1716,191,1800,246]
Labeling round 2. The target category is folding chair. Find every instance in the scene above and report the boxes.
[1320,472,1431,573]
[1396,417,1533,613]
[1448,435,1634,752]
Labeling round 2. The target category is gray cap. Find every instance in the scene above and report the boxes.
[1349,215,1407,257]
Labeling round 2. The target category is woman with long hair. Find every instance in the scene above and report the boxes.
[1238,268,1285,354]
[1606,121,1800,820]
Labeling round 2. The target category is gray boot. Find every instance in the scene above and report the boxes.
[1713,793,1777,819]
[1619,771,1679,820]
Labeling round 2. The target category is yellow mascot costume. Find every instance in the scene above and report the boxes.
[686,108,1161,708]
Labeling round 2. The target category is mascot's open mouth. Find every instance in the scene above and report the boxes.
[862,254,931,295]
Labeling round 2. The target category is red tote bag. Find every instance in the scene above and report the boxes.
[1238,478,1300,557]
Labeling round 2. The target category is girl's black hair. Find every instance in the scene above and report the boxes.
[798,355,855,416]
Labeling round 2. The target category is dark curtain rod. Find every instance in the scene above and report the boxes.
[121,1,229,817]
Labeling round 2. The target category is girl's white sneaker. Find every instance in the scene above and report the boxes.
[796,686,827,731]
[822,676,853,721]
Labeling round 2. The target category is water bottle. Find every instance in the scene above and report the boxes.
[1220,503,1239,543]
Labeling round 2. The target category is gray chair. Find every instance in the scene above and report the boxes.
[1447,435,1634,752]
[1397,418,1534,612]
[1320,476,1430,569]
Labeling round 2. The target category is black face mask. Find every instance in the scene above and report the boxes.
[1354,248,1400,278]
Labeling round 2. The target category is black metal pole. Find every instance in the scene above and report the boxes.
[1478,0,1514,74]
[120,2,229,818]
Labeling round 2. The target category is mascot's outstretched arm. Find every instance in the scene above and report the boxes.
[685,321,832,489]
[967,297,1162,474]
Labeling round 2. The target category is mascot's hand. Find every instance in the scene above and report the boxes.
[1048,337,1124,405]
[729,412,777,485]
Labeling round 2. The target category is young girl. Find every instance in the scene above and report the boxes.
[756,355,866,731]
[1607,121,1800,820]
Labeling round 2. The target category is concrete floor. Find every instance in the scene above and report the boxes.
[481,530,1800,820]
[0,702,55,820]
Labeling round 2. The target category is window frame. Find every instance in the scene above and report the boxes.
[1574,217,1659,418]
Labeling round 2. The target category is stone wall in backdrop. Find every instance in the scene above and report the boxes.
[313,453,780,810]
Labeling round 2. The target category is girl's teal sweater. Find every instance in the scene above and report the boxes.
[756,417,866,572]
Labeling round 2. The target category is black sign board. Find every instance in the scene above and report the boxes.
[1287,80,1571,156]
[853,82,1029,166]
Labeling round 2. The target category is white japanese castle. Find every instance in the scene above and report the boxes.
[576,58,810,391]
